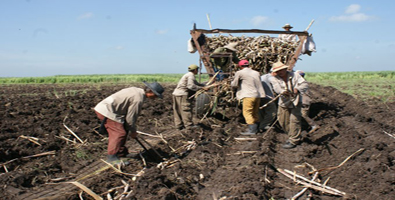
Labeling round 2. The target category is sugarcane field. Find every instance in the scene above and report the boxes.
[1,19,395,200]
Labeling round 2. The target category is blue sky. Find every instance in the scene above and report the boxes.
[1,0,394,77]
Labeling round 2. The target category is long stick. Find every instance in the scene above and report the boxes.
[259,94,281,109]
[137,131,161,138]
[1,151,56,167]
[63,123,84,143]
[278,168,346,196]
[383,130,395,140]
[309,148,364,174]
[206,13,212,30]
[135,138,149,152]
[138,137,164,160]
[305,19,315,32]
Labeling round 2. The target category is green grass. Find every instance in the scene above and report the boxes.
[1,71,394,102]
[307,71,395,103]
[0,74,210,84]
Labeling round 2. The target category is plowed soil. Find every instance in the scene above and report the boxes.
[0,83,394,200]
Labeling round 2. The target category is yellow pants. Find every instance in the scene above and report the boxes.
[242,97,260,125]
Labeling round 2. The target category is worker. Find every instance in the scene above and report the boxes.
[231,60,266,135]
[278,24,297,42]
[270,61,308,149]
[258,72,277,132]
[172,64,207,130]
[210,42,240,80]
[94,82,165,165]
[295,70,320,133]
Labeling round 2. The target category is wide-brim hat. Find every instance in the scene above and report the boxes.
[282,24,293,29]
[143,81,164,99]
[271,61,289,72]
[224,42,238,52]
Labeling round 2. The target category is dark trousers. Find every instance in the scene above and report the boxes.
[95,111,128,156]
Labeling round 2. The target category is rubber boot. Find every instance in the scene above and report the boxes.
[241,124,258,135]
[106,154,130,166]
[106,154,120,163]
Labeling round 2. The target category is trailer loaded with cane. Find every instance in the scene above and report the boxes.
[188,22,315,117]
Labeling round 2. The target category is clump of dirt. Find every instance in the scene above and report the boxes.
[0,83,394,200]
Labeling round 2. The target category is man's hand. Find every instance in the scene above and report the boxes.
[130,131,138,139]
[202,86,209,91]
[293,88,299,94]
[281,90,291,96]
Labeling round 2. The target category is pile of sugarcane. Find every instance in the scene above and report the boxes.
[205,35,299,73]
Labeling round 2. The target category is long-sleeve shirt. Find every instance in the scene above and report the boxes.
[94,87,146,132]
[270,71,308,108]
[231,67,266,100]
[172,72,204,96]
[260,74,274,99]
[278,34,297,42]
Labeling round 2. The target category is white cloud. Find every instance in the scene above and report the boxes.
[329,4,377,22]
[155,29,168,35]
[78,12,94,20]
[345,4,361,14]
[330,13,375,22]
[115,46,124,50]
[250,16,269,27]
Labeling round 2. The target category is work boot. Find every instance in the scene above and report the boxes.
[241,124,258,135]
[282,140,297,149]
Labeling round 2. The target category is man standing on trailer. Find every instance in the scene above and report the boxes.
[94,82,165,165]
[172,64,207,130]
[278,24,298,42]
[231,60,266,135]
[270,61,308,149]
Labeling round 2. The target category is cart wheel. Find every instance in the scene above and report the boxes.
[195,93,211,117]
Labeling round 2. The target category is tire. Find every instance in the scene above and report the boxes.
[195,93,211,117]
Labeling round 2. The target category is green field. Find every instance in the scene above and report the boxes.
[307,71,395,103]
[1,71,394,103]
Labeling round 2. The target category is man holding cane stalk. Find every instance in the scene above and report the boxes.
[270,61,308,149]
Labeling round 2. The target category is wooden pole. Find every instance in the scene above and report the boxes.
[305,19,315,32]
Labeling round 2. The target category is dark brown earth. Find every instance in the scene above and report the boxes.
[0,83,394,200]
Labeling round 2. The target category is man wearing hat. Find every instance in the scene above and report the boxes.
[231,60,266,135]
[278,24,297,42]
[172,64,207,130]
[94,82,165,165]
[210,42,240,80]
[270,61,308,148]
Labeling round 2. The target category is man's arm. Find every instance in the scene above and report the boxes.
[187,74,203,91]
[231,72,240,88]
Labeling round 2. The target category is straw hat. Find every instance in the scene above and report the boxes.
[282,24,293,29]
[271,61,289,72]
[224,42,238,52]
